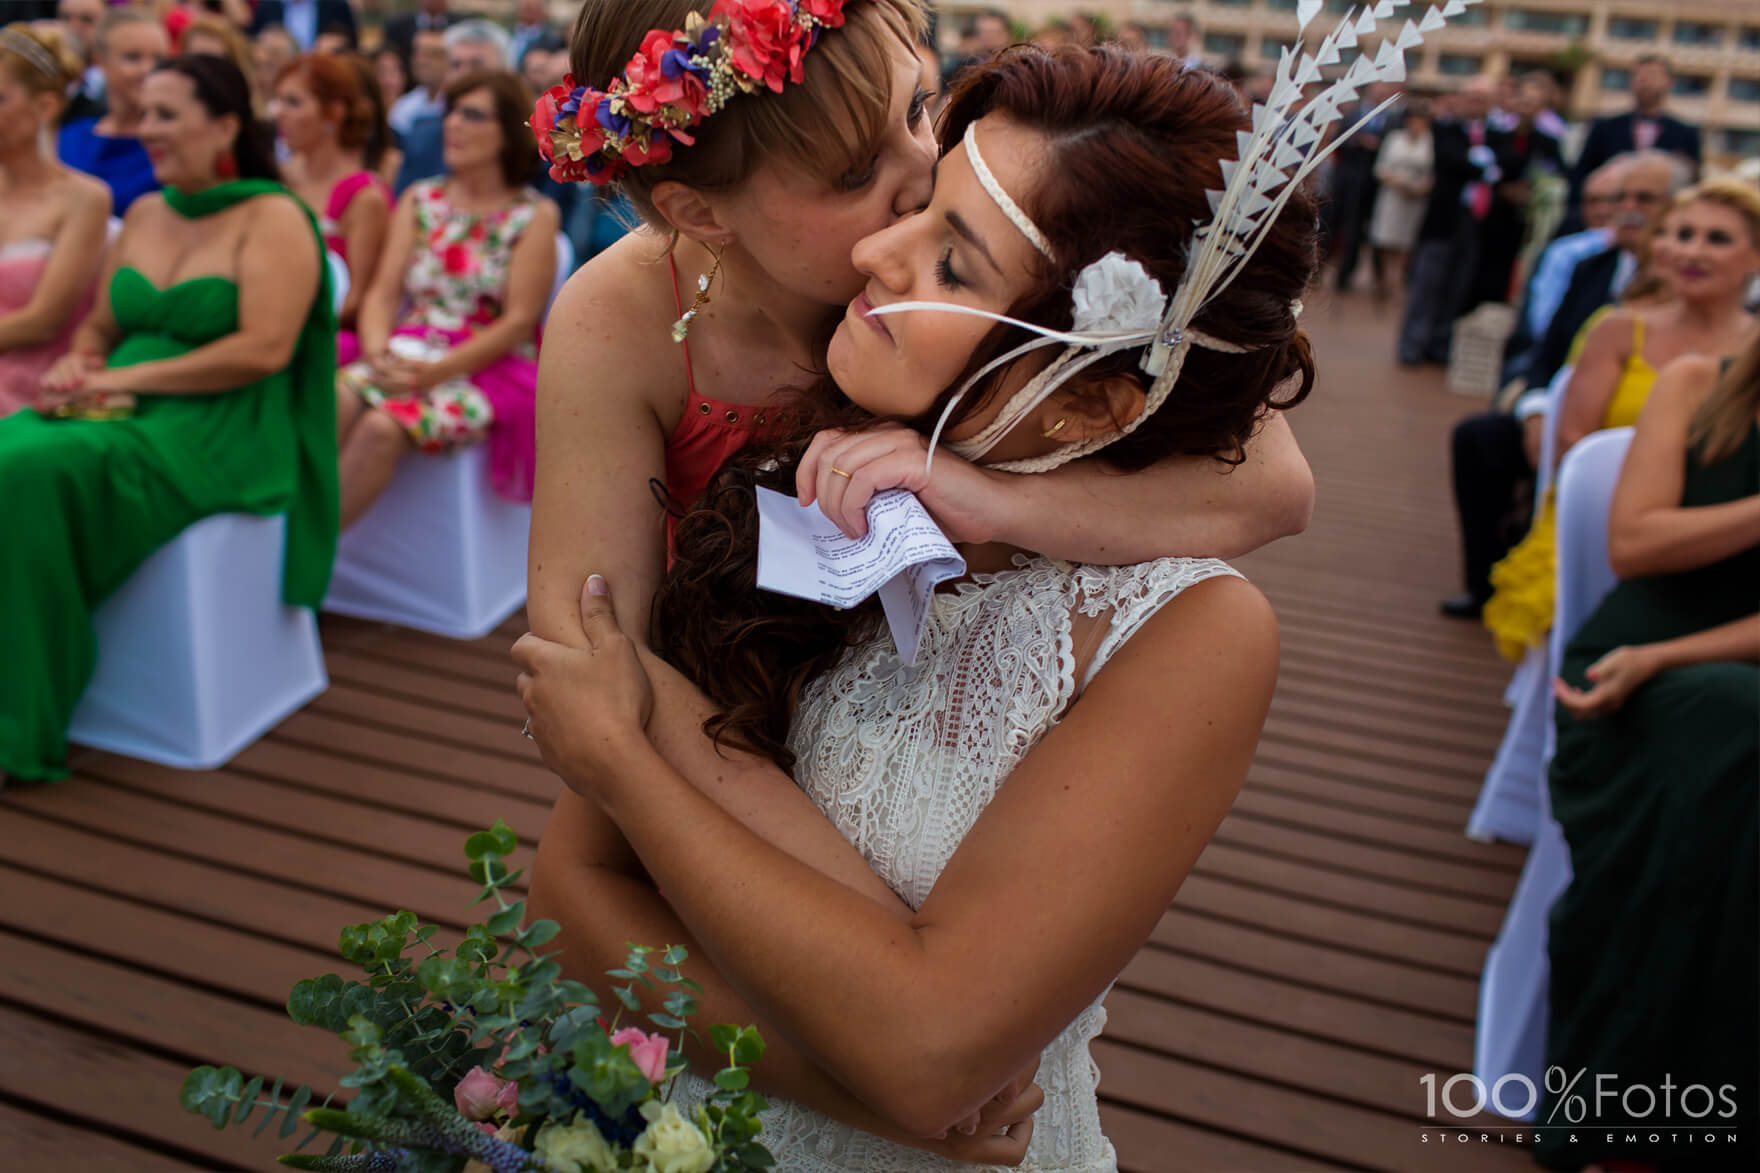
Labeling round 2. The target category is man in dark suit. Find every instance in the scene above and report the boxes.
[251,1,359,52]
[1397,78,1497,366]
[1467,77,1562,310]
[382,0,457,59]
[1439,151,1683,618]
[1565,54,1700,230]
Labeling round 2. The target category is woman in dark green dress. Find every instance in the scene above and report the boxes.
[1538,334,1760,1173]
[0,54,336,783]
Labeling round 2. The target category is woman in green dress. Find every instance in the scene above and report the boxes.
[1537,335,1760,1173]
[0,54,337,784]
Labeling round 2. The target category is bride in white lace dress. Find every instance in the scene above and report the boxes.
[517,48,1318,1171]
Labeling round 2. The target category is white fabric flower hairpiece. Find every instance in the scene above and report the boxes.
[866,1,1476,474]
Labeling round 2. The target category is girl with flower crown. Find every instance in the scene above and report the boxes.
[517,40,1328,1170]
[528,0,1312,673]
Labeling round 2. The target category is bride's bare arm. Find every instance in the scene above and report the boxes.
[519,574,1277,1137]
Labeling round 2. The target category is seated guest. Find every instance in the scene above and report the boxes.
[508,0,555,69]
[1524,152,1691,398]
[180,14,259,111]
[393,19,510,196]
[56,5,167,214]
[1537,339,1759,1173]
[336,68,557,529]
[1484,178,1760,661]
[1499,156,1629,386]
[313,25,357,57]
[249,0,357,54]
[372,42,410,111]
[381,0,454,61]
[386,26,445,141]
[273,52,390,329]
[251,23,297,101]
[0,23,113,416]
[54,0,106,124]
[1439,154,1690,619]
[0,53,336,785]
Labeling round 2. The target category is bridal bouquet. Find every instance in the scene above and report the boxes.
[180,822,772,1172]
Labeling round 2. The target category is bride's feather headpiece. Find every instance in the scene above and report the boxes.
[870,0,1477,473]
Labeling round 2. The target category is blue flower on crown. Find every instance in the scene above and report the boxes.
[558,85,586,118]
[596,96,631,138]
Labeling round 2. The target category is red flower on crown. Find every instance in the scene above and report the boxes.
[720,0,809,93]
[623,29,710,120]
[798,0,849,28]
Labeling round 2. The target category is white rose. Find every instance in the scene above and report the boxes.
[1069,251,1167,335]
[534,1116,617,1173]
[632,1100,716,1173]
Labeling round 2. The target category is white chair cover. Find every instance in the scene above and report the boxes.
[68,513,328,770]
[327,250,350,317]
[1467,365,1574,844]
[1474,427,1634,1116]
[323,443,531,640]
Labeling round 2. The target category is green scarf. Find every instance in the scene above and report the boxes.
[163,179,340,609]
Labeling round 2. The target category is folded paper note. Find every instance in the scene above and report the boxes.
[755,486,965,666]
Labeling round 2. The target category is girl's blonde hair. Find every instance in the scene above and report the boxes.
[0,22,82,98]
[1689,331,1760,466]
[567,0,927,225]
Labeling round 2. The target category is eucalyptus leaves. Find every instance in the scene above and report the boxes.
[180,822,771,1172]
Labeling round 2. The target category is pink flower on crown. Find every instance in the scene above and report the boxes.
[718,0,808,93]
[799,0,848,28]
[623,29,710,121]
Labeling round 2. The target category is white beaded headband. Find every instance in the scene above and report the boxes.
[869,0,1472,474]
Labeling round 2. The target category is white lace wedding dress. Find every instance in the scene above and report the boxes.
[673,553,1242,1171]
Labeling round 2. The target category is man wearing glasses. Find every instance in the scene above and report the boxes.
[1440,150,1687,620]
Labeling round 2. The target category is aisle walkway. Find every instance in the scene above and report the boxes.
[0,293,1534,1170]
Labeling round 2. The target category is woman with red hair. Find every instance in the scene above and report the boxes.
[274,52,391,329]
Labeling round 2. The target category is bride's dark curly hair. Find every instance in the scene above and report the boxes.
[653,45,1319,770]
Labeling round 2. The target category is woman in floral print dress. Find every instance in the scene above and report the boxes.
[336,68,558,529]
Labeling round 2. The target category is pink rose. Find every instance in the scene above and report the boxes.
[496,1076,519,1116]
[453,1066,514,1121]
[611,1027,671,1084]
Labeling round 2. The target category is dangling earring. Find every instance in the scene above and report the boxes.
[671,247,723,343]
[1041,418,1068,439]
[215,148,238,181]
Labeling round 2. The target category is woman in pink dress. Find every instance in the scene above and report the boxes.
[0,24,112,416]
[334,68,558,528]
[274,52,392,333]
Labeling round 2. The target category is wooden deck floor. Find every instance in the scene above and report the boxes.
[1,292,1537,1171]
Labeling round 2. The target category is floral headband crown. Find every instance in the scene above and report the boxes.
[870,0,1475,475]
[531,0,863,186]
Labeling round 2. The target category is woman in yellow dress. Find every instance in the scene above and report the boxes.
[1483,177,1760,661]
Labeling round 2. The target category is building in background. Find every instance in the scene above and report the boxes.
[937,1,1760,166]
